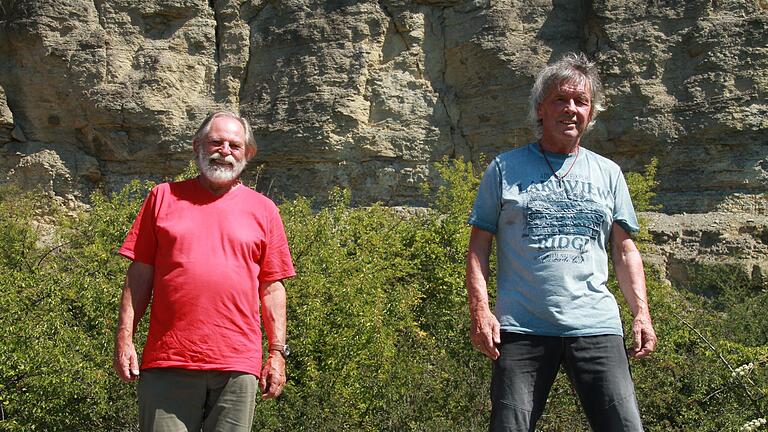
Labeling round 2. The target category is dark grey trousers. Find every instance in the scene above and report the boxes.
[138,368,258,432]
[490,333,643,432]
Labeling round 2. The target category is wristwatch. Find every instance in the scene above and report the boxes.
[269,343,291,358]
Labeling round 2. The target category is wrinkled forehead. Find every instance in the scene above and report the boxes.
[548,74,592,99]
[207,117,246,140]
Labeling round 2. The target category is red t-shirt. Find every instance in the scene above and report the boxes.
[119,179,295,376]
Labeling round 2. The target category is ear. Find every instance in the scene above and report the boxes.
[245,147,256,161]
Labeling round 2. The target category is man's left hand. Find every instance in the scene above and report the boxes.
[628,314,657,358]
[260,352,286,399]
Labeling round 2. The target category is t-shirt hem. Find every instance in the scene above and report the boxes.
[615,219,640,236]
[259,270,297,283]
[140,362,261,377]
[499,326,624,337]
[118,247,156,266]
[467,218,497,234]
[117,248,135,260]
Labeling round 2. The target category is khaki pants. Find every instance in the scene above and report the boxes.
[138,368,258,432]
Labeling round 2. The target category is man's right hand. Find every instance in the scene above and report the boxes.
[470,309,501,360]
[113,261,154,382]
[113,337,140,382]
[466,227,499,360]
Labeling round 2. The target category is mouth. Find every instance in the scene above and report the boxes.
[209,158,233,167]
[207,154,237,168]
[558,120,580,131]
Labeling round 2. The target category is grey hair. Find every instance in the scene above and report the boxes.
[528,52,605,139]
[193,111,257,160]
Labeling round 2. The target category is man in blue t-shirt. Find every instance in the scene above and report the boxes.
[466,52,657,432]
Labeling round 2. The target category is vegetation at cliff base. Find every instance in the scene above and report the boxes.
[0,159,766,431]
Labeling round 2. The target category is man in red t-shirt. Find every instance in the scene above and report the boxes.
[113,111,296,431]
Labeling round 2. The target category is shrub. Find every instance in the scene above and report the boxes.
[0,182,151,431]
[0,157,765,431]
[253,161,491,430]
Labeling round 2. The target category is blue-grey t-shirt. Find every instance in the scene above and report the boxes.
[468,143,639,336]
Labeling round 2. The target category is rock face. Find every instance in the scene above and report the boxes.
[644,212,768,289]
[0,0,766,281]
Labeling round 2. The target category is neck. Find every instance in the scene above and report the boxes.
[538,136,580,155]
[197,175,240,196]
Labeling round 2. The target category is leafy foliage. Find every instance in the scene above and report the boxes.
[626,157,661,213]
[254,162,490,430]
[0,158,765,431]
[0,183,150,431]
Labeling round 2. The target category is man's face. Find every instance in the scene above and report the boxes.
[195,117,248,184]
[537,79,593,147]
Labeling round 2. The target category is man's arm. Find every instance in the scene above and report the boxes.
[611,224,657,358]
[259,279,287,399]
[466,227,500,360]
[113,261,154,382]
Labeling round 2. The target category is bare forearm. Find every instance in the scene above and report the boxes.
[466,227,494,316]
[614,247,650,318]
[116,261,153,341]
[467,252,491,316]
[260,280,287,347]
[611,224,657,357]
[466,227,500,359]
[259,281,287,398]
[113,261,153,381]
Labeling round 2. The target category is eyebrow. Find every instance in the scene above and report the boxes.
[206,138,246,148]
[555,88,590,99]
[207,136,245,143]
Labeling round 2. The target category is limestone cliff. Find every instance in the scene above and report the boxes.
[0,0,766,282]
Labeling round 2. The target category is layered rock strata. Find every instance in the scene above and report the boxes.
[0,0,766,282]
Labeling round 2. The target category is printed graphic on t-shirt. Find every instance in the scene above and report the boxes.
[524,184,606,264]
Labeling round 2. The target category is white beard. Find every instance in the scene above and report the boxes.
[196,150,247,184]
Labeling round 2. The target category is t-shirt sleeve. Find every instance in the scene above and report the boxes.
[613,170,640,235]
[118,187,158,265]
[258,206,296,283]
[468,159,501,234]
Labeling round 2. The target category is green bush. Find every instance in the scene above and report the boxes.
[0,157,765,431]
[0,182,151,432]
[254,161,490,431]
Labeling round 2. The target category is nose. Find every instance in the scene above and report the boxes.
[563,99,576,113]
[215,141,234,155]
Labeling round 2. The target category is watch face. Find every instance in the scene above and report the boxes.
[283,344,291,357]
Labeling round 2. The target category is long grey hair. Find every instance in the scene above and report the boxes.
[528,52,606,139]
